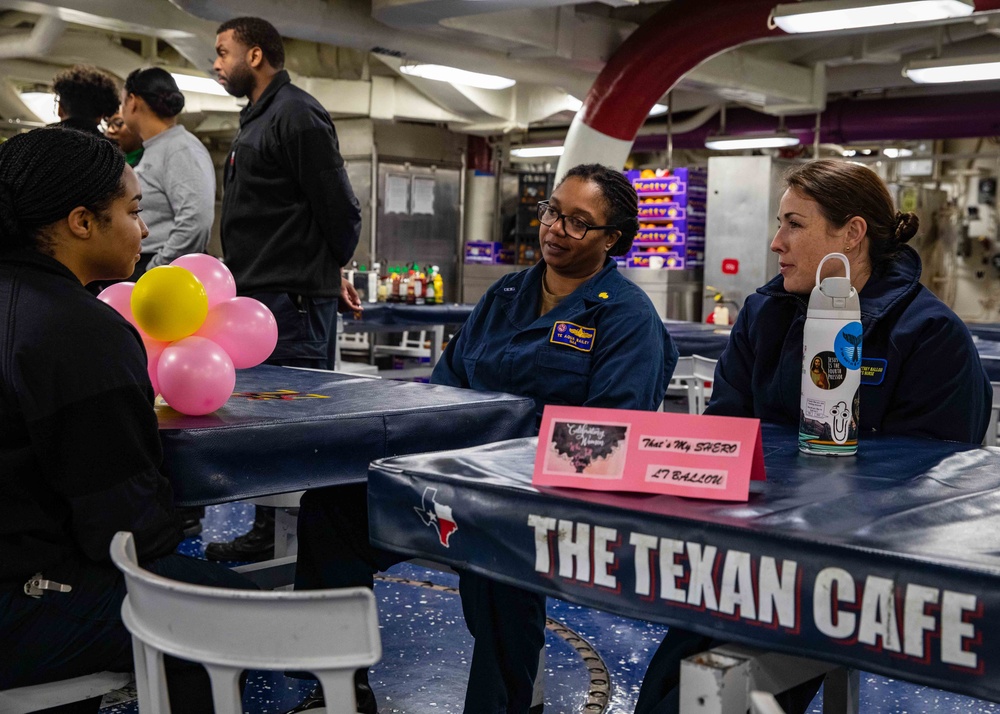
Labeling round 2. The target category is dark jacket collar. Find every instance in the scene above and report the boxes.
[0,247,80,283]
[756,245,922,329]
[240,70,292,126]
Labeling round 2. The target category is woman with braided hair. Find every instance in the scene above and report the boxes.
[635,159,992,714]
[121,67,215,276]
[289,164,679,713]
[0,128,251,713]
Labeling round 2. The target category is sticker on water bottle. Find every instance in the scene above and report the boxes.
[833,322,863,370]
[809,352,846,390]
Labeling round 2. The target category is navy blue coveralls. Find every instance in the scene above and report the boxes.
[294,257,678,713]
[635,245,993,714]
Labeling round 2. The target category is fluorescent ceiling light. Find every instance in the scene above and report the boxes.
[704,133,800,150]
[511,146,564,158]
[904,54,1000,83]
[399,64,515,90]
[19,91,59,124]
[170,72,229,97]
[771,0,973,34]
[648,103,669,117]
[511,145,564,158]
[883,147,913,158]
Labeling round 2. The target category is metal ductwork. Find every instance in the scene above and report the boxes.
[558,0,1000,177]
[168,0,595,97]
[557,0,781,178]
[632,93,1000,151]
[0,14,64,59]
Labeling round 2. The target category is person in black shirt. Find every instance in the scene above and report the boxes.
[206,16,362,563]
[50,64,120,135]
[0,128,252,713]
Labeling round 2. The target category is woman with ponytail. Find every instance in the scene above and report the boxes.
[636,159,992,714]
[121,67,215,276]
[0,128,250,713]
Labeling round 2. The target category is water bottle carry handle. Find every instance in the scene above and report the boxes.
[815,252,851,288]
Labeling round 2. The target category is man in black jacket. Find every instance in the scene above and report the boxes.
[206,17,363,564]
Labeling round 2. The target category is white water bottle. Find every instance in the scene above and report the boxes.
[799,253,862,456]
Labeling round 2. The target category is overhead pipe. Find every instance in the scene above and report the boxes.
[0,14,66,60]
[631,92,1000,151]
[169,0,595,97]
[557,0,1000,179]
[557,0,781,178]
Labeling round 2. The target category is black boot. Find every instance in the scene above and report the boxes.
[205,505,275,562]
[175,506,205,538]
[285,670,377,714]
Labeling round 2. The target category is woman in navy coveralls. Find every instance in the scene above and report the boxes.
[292,164,678,713]
[634,159,992,714]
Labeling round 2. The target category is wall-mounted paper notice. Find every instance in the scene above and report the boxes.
[412,176,436,215]
[385,174,410,214]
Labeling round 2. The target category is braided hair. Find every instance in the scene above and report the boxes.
[783,160,919,273]
[124,68,185,119]
[52,65,120,120]
[559,164,639,256]
[0,128,126,254]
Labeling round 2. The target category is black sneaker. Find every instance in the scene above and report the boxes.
[176,506,205,538]
[285,671,377,714]
[204,506,275,562]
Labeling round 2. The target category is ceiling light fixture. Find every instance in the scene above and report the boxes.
[511,146,564,158]
[399,64,515,90]
[704,133,801,150]
[19,91,59,124]
[770,0,973,34]
[903,54,1000,83]
[170,72,230,97]
[704,106,801,151]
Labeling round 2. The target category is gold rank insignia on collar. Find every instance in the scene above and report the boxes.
[598,292,609,299]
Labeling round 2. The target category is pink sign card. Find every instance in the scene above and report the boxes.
[532,406,765,501]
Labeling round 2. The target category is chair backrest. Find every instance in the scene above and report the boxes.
[689,355,718,414]
[110,532,380,714]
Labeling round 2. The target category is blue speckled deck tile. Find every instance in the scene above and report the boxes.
[100,504,1000,714]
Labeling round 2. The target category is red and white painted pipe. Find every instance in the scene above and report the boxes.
[557,0,1000,180]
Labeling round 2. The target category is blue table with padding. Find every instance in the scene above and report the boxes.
[157,365,536,507]
[368,424,1000,703]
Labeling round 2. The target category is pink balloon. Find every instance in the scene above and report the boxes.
[194,297,278,369]
[97,282,138,326]
[157,336,236,415]
[170,254,236,309]
[144,338,169,396]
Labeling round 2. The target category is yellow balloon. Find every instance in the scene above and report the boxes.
[131,266,209,342]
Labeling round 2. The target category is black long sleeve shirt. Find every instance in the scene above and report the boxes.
[220,70,362,296]
[0,249,182,585]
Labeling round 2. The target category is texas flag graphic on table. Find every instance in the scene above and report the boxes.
[414,487,458,547]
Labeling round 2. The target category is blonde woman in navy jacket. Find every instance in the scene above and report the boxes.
[635,159,991,714]
[292,164,677,714]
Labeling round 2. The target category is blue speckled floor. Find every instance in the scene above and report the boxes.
[98,502,1000,714]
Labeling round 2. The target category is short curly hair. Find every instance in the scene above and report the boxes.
[53,65,120,121]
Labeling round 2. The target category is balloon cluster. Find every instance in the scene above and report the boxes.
[98,254,277,415]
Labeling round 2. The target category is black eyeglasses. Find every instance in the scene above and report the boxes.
[536,201,618,240]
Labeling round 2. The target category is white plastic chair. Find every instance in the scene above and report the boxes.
[688,355,718,414]
[0,671,130,714]
[110,532,381,714]
[985,382,1000,447]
